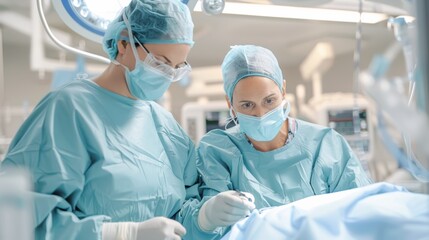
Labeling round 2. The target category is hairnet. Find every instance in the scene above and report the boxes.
[221,45,284,101]
[103,0,194,60]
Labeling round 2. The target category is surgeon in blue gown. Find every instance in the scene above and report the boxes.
[196,45,373,232]
[0,0,222,239]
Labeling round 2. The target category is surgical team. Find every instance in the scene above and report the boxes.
[0,0,372,239]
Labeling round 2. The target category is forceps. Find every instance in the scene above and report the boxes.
[236,190,254,203]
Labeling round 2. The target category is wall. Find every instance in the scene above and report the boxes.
[1,43,52,138]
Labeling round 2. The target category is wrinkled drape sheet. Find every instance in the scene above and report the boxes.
[222,182,429,240]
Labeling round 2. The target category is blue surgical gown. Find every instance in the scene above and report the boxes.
[1,80,220,240]
[197,119,372,209]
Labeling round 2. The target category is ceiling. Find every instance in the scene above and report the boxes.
[0,0,409,69]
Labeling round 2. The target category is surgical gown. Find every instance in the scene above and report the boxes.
[197,119,372,209]
[1,79,220,240]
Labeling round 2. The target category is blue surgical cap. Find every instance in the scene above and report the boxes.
[221,45,284,101]
[103,0,194,60]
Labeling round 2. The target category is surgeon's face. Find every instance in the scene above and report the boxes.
[232,76,285,117]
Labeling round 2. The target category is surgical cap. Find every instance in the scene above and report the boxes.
[221,45,284,101]
[103,0,194,60]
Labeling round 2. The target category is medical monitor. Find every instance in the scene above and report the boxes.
[181,101,229,144]
[327,108,370,156]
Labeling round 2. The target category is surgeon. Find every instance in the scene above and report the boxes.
[1,0,223,239]
[197,45,373,231]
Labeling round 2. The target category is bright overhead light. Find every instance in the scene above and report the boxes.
[194,1,389,24]
[201,0,225,15]
[53,0,131,43]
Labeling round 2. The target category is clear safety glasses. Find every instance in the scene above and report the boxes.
[121,9,191,82]
[136,41,192,82]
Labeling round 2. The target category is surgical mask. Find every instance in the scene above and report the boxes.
[114,11,191,100]
[232,100,290,142]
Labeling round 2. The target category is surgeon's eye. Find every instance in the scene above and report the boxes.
[153,55,169,66]
[265,97,278,106]
[241,102,254,110]
[175,61,189,69]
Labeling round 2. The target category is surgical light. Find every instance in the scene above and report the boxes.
[201,0,225,15]
[52,0,131,43]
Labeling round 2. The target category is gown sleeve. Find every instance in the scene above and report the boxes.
[1,92,110,240]
[169,126,226,240]
[197,130,237,198]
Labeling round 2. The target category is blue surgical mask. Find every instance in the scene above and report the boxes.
[113,51,172,100]
[119,56,172,101]
[233,100,290,142]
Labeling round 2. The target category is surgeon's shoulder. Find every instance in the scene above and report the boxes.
[34,80,92,111]
[47,80,100,111]
[295,119,335,138]
[146,101,177,124]
[51,80,94,99]
[145,101,189,136]
[200,125,241,146]
[24,81,82,113]
[296,118,345,142]
[295,119,328,130]
[147,101,172,116]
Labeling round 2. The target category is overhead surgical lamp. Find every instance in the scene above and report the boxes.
[52,0,131,44]
[201,0,225,15]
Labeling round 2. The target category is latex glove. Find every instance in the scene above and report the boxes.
[198,190,256,231]
[102,217,186,240]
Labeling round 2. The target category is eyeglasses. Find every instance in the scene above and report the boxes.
[136,40,192,82]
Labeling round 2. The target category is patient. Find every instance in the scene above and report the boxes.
[196,45,372,232]
[222,182,429,240]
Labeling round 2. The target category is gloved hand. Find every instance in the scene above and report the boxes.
[102,217,186,240]
[198,190,256,231]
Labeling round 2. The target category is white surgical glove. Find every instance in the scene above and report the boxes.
[102,217,186,240]
[198,190,256,231]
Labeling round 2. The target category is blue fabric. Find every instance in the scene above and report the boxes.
[197,119,373,210]
[1,80,220,240]
[221,45,283,101]
[103,0,194,60]
[221,182,429,240]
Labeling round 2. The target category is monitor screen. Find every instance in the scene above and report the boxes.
[205,110,230,132]
[328,109,368,135]
[327,108,370,157]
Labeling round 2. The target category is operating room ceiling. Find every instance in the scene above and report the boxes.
[0,0,409,68]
